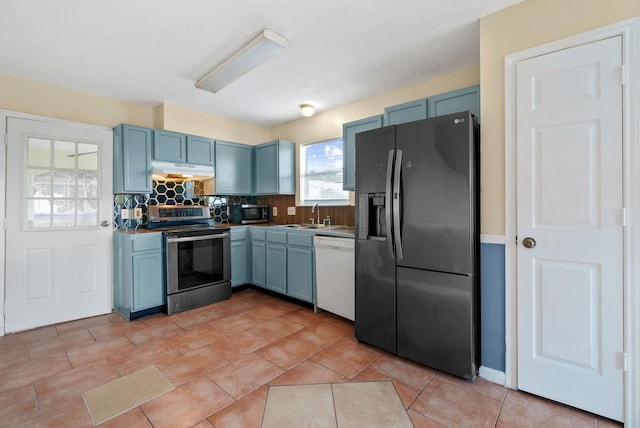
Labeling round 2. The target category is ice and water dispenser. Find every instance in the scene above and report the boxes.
[358,193,388,241]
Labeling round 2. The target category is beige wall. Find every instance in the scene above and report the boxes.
[0,75,271,145]
[480,0,640,235]
[159,103,270,146]
[0,74,156,128]
[270,66,480,145]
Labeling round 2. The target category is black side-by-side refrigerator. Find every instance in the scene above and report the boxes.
[354,111,480,380]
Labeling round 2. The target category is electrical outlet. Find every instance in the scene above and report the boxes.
[121,209,130,220]
[272,206,278,216]
[134,208,142,219]
[287,206,296,215]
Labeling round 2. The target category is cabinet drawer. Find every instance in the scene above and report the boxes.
[266,230,287,244]
[288,232,313,247]
[132,234,163,252]
[250,229,266,241]
[231,227,248,241]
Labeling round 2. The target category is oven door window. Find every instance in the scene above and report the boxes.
[167,235,228,292]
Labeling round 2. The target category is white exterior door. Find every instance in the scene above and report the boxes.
[5,117,113,333]
[516,36,624,421]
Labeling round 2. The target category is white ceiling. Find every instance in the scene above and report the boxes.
[0,0,521,127]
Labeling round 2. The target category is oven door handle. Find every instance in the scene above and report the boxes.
[166,232,230,243]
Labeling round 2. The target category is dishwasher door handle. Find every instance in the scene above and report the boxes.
[318,244,352,251]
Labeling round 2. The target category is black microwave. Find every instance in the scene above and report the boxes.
[229,204,269,224]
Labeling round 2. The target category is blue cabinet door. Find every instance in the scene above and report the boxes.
[114,124,152,193]
[343,115,384,191]
[255,141,278,194]
[428,85,480,122]
[153,130,186,162]
[266,244,287,293]
[231,227,248,287]
[252,241,266,287]
[287,246,314,303]
[186,135,214,166]
[384,99,428,125]
[255,140,295,195]
[231,240,247,287]
[131,251,164,311]
[215,140,253,195]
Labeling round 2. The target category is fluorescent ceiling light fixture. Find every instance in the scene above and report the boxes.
[195,29,288,93]
[300,104,315,117]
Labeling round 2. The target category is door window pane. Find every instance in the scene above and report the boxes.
[28,138,51,167]
[25,137,100,230]
[26,169,51,197]
[27,199,51,229]
[77,171,98,198]
[53,200,75,227]
[54,140,76,169]
[77,143,98,170]
[77,200,98,227]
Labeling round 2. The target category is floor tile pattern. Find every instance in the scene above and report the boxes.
[0,287,624,427]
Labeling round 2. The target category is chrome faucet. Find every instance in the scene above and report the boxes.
[311,202,320,225]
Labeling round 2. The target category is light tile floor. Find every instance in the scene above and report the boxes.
[0,287,624,427]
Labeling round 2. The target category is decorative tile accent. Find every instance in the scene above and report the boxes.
[206,195,257,224]
[112,180,258,227]
[149,179,204,206]
[113,194,149,230]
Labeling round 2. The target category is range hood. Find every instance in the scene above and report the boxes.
[151,161,215,181]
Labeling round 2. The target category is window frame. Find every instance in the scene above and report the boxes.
[299,137,349,206]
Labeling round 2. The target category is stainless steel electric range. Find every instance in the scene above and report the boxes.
[148,205,231,315]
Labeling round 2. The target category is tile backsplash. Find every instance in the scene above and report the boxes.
[113,179,258,228]
[257,195,355,227]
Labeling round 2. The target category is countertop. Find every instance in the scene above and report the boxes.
[115,223,355,238]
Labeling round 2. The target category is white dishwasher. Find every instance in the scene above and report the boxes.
[314,235,355,321]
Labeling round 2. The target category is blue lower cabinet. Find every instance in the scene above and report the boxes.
[266,243,287,293]
[251,241,266,287]
[132,252,164,310]
[114,232,165,320]
[250,228,266,287]
[287,246,314,303]
[230,227,248,287]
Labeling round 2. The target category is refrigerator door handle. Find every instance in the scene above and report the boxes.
[385,149,395,259]
[393,149,403,260]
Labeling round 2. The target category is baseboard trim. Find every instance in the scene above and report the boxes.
[479,366,506,386]
[480,234,506,245]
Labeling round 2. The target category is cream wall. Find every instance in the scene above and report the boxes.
[0,74,156,128]
[480,0,640,235]
[0,74,271,145]
[158,102,270,145]
[270,66,480,145]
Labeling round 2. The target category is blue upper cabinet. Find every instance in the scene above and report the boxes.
[186,135,214,166]
[255,139,295,195]
[215,140,253,195]
[428,85,480,122]
[153,130,186,162]
[384,99,428,125]
[113,124,152,193]
[343,115,384,191]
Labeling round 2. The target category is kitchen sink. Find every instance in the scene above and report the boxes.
[278,224,347,230]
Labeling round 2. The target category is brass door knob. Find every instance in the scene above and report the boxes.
[522,237,536,248]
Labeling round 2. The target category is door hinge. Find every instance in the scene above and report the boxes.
[4,133,7,146]
[622,208,627,227]
[619,65,626,86]
[1,218,5,230]
[622,352,628,372]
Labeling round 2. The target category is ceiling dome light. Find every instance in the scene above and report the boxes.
[300,104,315,117]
